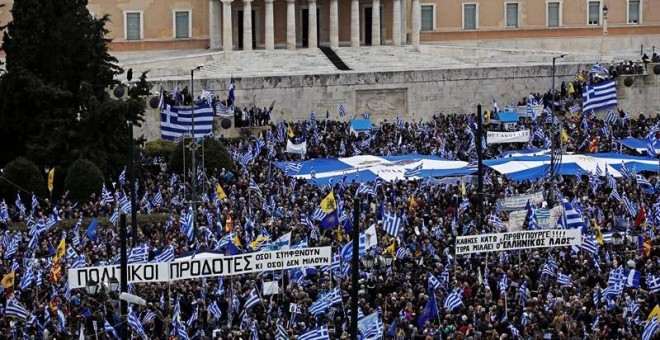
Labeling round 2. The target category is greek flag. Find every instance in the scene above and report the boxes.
[31,193,39,212]
[428,273,441,290]
[160,102,215,140]
[6,299,29,320]
[557,273,572,286]
[244,290,261,310]
[605,109,617,124]
[208,301,222,320]
[128,308,147,339]
[104,319,120,340]
[582,79,617,113]
[181,206,194,241]
[298,325,330,340]
[403,163,423,178]
[443,290,463,311]
[338,104,347,117]
[308,295,330,316]
[128,244,149,264]
[646,274,660,294]
[562,199,587,230]
[382,212,402,237]
[642,316,659,340]
[286,162,302,172]
[581,236,598,254]
[276,322,289,340]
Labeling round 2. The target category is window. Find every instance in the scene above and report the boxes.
[125,12,142,40]
[588,1,600,25]
[505,3,519,28]
[174,10,191,38]
[421,5,435,31]
[628,0,640,24]
[547,2,560,27]
[463,4,477,30]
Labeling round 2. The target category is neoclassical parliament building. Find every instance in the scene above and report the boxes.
[1,0,659,51]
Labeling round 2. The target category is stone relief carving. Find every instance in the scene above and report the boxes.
[355,89,407,120]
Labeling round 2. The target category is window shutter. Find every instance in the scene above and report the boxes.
[126,13,141,40]
[548,3,559,27]
[588,2,600,24]
[506,4,518,28]
[421,6,434,31]
[464,5,476,29]
[628,1,640,24]
[175,11,190,38]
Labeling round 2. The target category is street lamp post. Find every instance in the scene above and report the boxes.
[602,5,608,36]
[548,54,565,208]
[190,65,203,242]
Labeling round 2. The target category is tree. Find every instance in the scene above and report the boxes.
[0,0,145,174]
[64,159,103,202]
[169,137,234,175]
[0,157,47,204]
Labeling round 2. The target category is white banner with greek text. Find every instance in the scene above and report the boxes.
[455,229,582,255]
[486,130,531,144]
[68,246,331,289]
[498,192,544,211]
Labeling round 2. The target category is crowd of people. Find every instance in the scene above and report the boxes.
[1,77,660,340]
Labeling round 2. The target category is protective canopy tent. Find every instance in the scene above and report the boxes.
[349,119,373,135]
[275,154,471,186]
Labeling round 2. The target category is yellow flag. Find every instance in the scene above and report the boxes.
[233,234,242,247]
[250,235,270,250]
[460,181,466,197]
[215,184,227,200]
[384,242,395,257]
[648,305,660,321]
[561,129,569,144]
[320,192,337,214]
[409,195,417,214]
[335,226,344,242]
[485,111,491,125]
[1,271,15,288]
[593,219,604,245]
[54,238,66,263]
[47,168,55,193]
[287,123,294,138]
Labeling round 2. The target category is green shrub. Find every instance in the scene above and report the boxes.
[7,213,171,232]
[169,137,234,174]
[64,159,104,202]
[144,140,176,158]
[0,157,47,204]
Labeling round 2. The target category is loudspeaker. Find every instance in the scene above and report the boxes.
[623,77,634,87]
[149,97,160,109]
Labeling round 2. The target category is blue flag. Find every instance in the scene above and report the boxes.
[417,290,438,327]
[87,220,99,242]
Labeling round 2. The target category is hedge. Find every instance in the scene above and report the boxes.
[6,213,172,232]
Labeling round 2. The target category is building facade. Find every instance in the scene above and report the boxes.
[0,0,659,51]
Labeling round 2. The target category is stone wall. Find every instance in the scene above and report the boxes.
[136,63,660,141]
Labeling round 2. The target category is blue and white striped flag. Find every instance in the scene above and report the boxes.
[582,79,617,113]
[338,104,347,117]
[443,289,463,311]
[6,299,29,320]
[298,325,330,340]
[382,212,402,237]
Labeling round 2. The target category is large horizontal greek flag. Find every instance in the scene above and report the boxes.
[582,79,617,113]
[160,102,214,140]
[276,154,471,186]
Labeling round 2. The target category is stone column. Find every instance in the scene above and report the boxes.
[209,0,222,49]
[371,0,380,46]
[243,0,253,50]
[350,0,359,47]
[329,0,338,48]
[411,0,420,46]
[400,0,407,44]
[265,0,275,50]
[222,0,233,51]
[286,0,296,49]
[392,0,401,46]
[308,0,317,48]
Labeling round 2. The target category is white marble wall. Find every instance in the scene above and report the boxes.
[135,64,660,141]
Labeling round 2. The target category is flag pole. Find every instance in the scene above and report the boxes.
[350,198,360,340]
